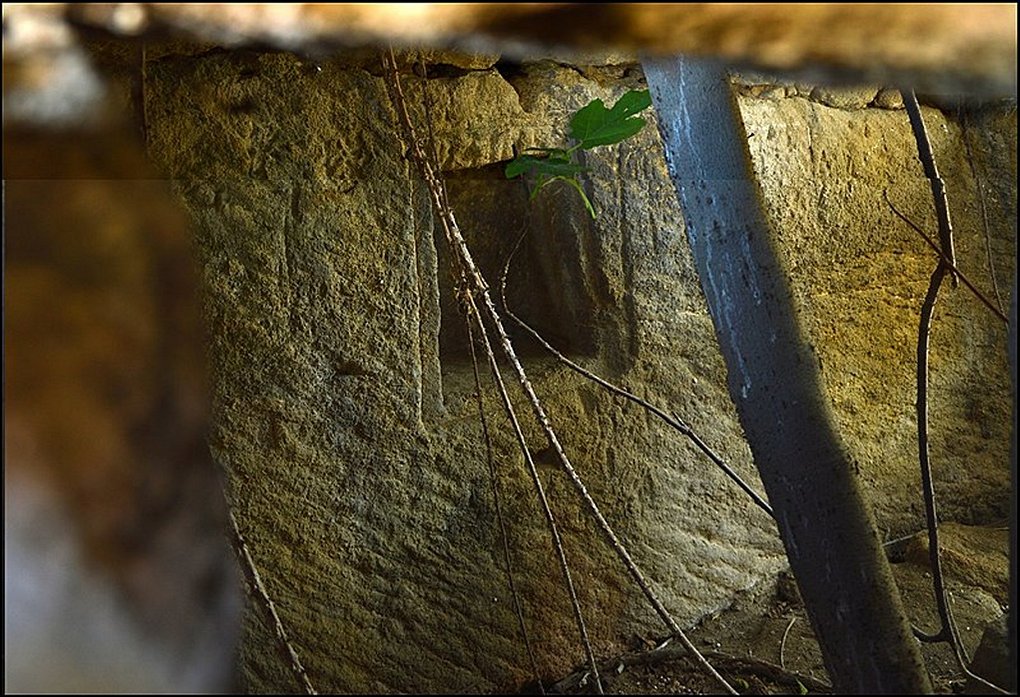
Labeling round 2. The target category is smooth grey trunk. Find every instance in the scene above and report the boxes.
[643,56,931,693]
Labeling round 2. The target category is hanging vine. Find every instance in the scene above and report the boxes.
[382,47,740,695]
[892,88,1008,695]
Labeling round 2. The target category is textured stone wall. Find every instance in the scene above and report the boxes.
[137,45,1015,693]
[738,93,1016,528]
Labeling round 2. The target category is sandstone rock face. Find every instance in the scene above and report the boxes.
[138,47,1014,693]
[740,97,1016,530]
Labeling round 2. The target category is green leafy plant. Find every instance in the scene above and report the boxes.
[505,89,652,218]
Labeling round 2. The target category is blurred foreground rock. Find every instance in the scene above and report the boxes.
[3,124,241,691]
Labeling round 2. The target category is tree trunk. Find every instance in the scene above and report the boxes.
[643,55,932,693]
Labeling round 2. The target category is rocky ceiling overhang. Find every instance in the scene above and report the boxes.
[3,3,1017,127]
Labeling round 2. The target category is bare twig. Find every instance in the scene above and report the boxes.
[885,191,1008,324]
[388,47,737,694]
[901,88,1008,695]
[959,110,1005,314]
[227,509,317,695]
[779,616,797,671]
[466,316,545,694]
[499,226,775,519]
[426,60,543,693]
[383,48,603,693]
[702,650,831,694]
[465,293,603,694]
[902,89,958,288]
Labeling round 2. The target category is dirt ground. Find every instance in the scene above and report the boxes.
[521,523,1011,695]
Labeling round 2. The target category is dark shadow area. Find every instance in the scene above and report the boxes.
[436,162,597,362]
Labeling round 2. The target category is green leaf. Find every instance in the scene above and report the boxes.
[505,155,544,179]
[569,89,652,150]
[505,154,586,180]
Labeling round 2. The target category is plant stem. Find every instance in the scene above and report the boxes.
[383,48,604,694]
[466,316,545,693]
[901,87,1007,694]
[385,47,736,695]
[499,229,773,518]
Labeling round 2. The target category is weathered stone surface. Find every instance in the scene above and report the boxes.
[967,612,1013,692]
[739,96,1015,534]
[134,45,1013,694]
[35,3,1020,96]
[7,3,1016,132]
[899,523,1010,604]
[4,0,1015,687]
[420,69,528,171]
[141,50,788,692]
[809,84,880,110]
[873,86,905,110]
[405,48,500,71]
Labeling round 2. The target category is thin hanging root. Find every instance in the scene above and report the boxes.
[901,88,1008,695]
[383,48,600,692]
[227,509,317,695]
[466,316,546,694]
[465,296,603,695]
[382,47,736,695]
[499,227,774,519]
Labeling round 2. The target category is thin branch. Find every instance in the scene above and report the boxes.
[779,616,797,671]
[227,509,317,695]
[465,293,603,694]
[902,88,1008,695]
[907,95,960,665]
[420,70,541,687]
[466,316,545,694]
[885,190,1008,324]
[901,89,958,287]
[383,48,603,693]
[701,650,831,694]
[422,78,541,688]
[959,110,1005,314]
[499,226,775,520]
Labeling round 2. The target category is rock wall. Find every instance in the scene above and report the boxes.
[738,92,1016,528]
[137,46,1015,693]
